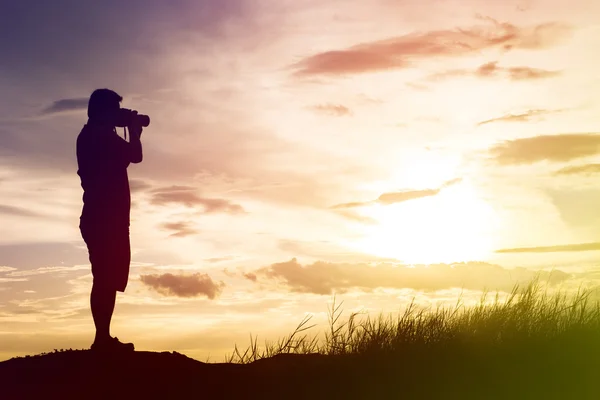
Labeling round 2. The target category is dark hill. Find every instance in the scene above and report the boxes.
[1,341,599,399]
[0,350,345,400]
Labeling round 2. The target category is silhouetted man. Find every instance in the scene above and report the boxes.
[77,89,143,352]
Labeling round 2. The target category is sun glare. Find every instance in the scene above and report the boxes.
[347,180,498,264]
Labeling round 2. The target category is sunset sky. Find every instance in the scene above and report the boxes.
[1,0,600,361]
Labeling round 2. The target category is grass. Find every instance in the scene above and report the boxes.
[226,280,600,362]
[225,280,600,398]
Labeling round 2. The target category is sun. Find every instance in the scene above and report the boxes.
[345,180,498,264]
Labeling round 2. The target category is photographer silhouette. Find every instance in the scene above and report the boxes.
[76,89,146,352]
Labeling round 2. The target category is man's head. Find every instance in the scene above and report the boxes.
[87,89,122,126]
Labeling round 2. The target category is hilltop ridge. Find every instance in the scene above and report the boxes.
[1,340,599,400]
[0,350,344,399]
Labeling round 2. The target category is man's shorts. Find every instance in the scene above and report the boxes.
[81,224,131,292]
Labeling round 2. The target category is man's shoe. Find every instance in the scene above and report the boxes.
[91,336,135,352]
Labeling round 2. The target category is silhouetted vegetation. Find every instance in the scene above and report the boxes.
[225,280,600,398]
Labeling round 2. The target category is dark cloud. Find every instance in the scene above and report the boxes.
[249,258,571,295]
[0,205,43,218]
[309,104,352,117]
[140,273,225,299]
[477,109,563,126]
[554,163,600,176]
[496,242,600,253]
[292,18,570,76]
[160,221,198,238]
[150,186,245,214]
[427,61,560,82]
[332,178,460,209]
[41,98,88,115]
[489,133,600,165]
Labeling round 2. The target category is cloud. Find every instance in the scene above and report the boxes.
[427,61,560,82]
[331,201,374,209]
[554,163,600,176]
[205,256,237,263]
[0,277,28,283]
[496,242,600,253]
[129,179,153,193]
[332,178,460,209]
[292,18,570,76]
[477,109,563,126]
[41,98,88,115]
[7,265,88,278]
[377,189,440,205]
[150,186,245,214]
[243,272,257,282]
[0,242,88,269]
[249,258,570,295]
[160,222,198,238]
[504,65,561,80]
[152,185,197,193]
[0,205,43,218]
[489,133,600,165]
[332,209,378,224]
[140,273,225,299]
[0,263,87,306]
[308,104,352,116]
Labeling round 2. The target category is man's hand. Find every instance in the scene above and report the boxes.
[127,111,143,163]
[128,111,143,141]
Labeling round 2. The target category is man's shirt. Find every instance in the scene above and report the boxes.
[77,124,133,229]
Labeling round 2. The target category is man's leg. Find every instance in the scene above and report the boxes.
[84,224,133,350]
[91,282,117,343]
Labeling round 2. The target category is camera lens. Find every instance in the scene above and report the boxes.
[137,114,150,127]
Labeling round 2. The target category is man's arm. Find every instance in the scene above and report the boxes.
[128,124,143,164]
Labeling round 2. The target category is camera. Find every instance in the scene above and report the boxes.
[115,108,150,128]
